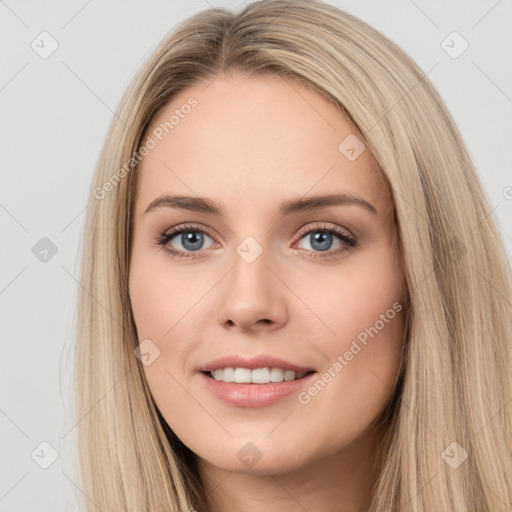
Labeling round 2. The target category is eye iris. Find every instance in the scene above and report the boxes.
[310,232,332,251]
[182,231,204,251]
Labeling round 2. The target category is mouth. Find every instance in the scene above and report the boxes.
[202,367,316,384]
[199,367,318,408]
[198,355,317,407]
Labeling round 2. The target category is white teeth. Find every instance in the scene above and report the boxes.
[270,367,284,382]
[208,367,309,384]
[251,368,270,384]
[234,368,252,383]
[222,367,235,382]
[283,370,296,381]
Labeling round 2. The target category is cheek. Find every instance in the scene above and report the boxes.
[292,249,405,425]
[128,247,211,415]
[128,260,206,445]
[128,244,195,339]
[296,247,405,354]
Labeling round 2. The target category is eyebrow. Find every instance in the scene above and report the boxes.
[144,192,378,217]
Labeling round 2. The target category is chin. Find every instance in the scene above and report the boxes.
[194,437,318,476]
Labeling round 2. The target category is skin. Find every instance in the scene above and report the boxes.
[129,72,407,512]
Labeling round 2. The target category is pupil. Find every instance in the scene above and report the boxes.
[311,232,332,252]
[183,231,203,251]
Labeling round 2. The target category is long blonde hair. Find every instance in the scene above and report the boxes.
[73,0,512,510]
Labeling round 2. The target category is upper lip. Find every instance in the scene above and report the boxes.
[199,355,315,373]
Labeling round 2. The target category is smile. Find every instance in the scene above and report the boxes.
[207,367,311,383]
[200,370,316,408]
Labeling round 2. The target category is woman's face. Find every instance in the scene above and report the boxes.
[129,72,406,475]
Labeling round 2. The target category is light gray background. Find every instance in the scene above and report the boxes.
[1,0,511,510]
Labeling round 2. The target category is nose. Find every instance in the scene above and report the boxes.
[215,250,288,333]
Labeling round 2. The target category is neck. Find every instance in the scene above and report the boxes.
[197,424,387,512]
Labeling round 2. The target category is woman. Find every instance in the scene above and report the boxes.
[74,0,512,510]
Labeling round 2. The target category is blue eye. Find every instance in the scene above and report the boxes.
[294,223,357,259]
[155,224,215,258]
[298,230,347,253]
[155,222,356,260]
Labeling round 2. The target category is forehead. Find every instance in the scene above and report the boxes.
[135,73,390,217]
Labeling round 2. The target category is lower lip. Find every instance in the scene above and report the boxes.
[199,371,316,408]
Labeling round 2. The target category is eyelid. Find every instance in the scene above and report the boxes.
[158,223,218,248]
[294,221,354,240]
[161,222,216,239]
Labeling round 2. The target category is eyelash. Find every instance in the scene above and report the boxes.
[154,222,357,261]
